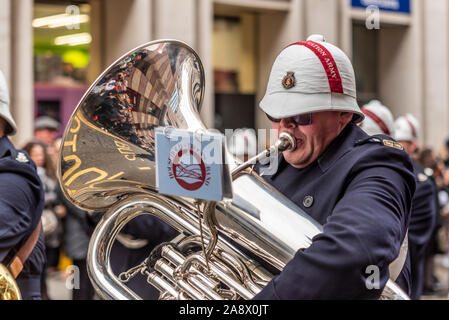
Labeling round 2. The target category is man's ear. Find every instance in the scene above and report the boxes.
[339,112,353,128]
[411,141,419,154]
[0,118,5,138]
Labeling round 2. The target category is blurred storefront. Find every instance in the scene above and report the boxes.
[0,0,448,148]
[33,0,91,139]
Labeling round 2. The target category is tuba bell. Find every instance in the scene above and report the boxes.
[57,40,409,300]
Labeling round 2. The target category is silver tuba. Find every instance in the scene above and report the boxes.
[57,40,409,300]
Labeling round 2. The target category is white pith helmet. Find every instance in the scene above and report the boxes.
[394,114,420,142]
[0,70,17,136]
[359,100,395,136]
[260,34,364,123]
[227,128,257,157]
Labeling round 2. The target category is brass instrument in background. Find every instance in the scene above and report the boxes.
[0,264,21,300]
[57,40,409,300]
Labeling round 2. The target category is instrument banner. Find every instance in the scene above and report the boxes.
[155,127,227,201]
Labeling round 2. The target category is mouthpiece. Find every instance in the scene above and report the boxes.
[231,132,296,178]
[277,132,296,152]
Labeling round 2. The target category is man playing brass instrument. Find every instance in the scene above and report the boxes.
[0,70,46,300]
[253,35,416,299]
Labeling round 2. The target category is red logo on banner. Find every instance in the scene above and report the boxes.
[168,144,210,191]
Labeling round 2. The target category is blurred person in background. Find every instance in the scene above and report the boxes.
[0,69,46,300]
[33,116,61,165]
[418,147,449,293]
[34,116,60,146]
[51,138,62,168]
[62,197,95,300]
[394,114,439,299]
[48,136,95,300]
[359,100,395,137]
[22,141,66,299]
[443,138,449,169]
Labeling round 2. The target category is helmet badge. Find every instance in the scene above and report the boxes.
[282,72,295,89]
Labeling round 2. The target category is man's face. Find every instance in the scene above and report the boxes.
[398,140,417,156]
[29,144,45,168]
[34,128,57,146]
[272,111,352,169]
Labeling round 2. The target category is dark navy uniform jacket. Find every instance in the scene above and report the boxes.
[408,161,437,300]
[0,137,46,300]
[253,123,416,300]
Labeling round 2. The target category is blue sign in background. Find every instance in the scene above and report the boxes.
[352,0,411,14]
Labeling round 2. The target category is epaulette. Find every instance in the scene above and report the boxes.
[354,135,404,151]
[7,148,30,164]
[15,151,30,163]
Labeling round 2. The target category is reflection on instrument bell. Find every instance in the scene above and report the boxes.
[57,40,410,300]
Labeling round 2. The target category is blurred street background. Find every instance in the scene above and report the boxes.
[4,0,449,150]
[422,255,449,300]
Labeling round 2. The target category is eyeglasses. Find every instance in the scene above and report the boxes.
[266,113,313,126]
